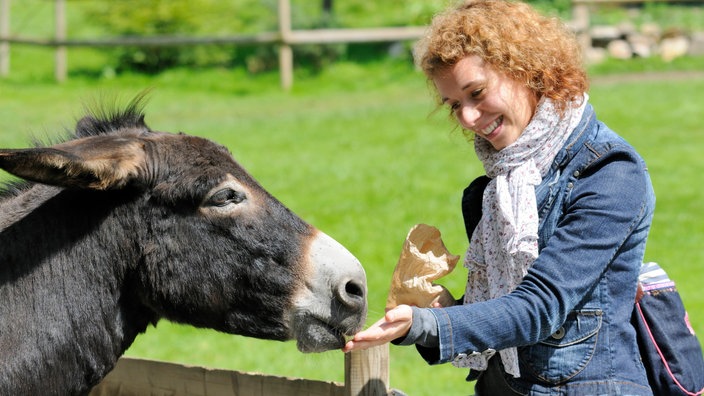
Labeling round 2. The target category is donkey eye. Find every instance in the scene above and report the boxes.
[208,188,246,207]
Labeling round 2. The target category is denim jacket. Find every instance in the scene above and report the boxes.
[417,104,656,395]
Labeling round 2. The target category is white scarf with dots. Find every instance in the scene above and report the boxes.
[454,94,587,377]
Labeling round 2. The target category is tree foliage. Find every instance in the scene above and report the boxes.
[82,0,569,74]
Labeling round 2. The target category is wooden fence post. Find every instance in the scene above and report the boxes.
[0,0,9,77]
[572,0,591,53]
[278,0,293,91]
[345,344,390,396]
[54,0,66,82]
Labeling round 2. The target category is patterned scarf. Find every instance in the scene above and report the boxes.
[453,95,588,377]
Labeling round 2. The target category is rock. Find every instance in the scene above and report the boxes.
[628,33,655,58]
[689,32,704,56]
[640,23,662,41]
[660,36,690,62]
[608,39,633,59]
[617,21,637,37]
[584,47,608,64]
[591,25,623,48]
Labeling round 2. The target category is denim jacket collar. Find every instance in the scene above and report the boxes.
[552,103,596,171]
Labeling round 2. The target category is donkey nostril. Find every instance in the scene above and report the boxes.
[337,279,365,309]
[345,279,365,299]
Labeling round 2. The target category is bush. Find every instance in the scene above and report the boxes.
[81,0,443,74]
[84,0,274,73]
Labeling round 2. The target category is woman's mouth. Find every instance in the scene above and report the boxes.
[478,116,503,137]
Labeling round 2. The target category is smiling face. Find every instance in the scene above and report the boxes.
[433,55,538,151]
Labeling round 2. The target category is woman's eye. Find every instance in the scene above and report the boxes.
[470,88,484,98]
[208,189,246,207]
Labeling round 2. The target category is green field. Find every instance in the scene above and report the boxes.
[2,41,704,394]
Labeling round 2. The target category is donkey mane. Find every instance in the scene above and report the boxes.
[75,93,150,139]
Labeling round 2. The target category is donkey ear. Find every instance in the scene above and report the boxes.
[0,135,147,190]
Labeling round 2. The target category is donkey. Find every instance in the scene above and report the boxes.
[0,95,367,396]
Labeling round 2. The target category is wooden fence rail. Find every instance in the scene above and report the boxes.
[0,0,426,88]
[89,345,398,396]
[0,28,426,47]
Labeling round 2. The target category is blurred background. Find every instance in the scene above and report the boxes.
[1,1,703,394]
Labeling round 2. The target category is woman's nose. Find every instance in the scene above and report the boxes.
[457,104,480,130]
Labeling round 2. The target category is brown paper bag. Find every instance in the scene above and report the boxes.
[386,224,460,310]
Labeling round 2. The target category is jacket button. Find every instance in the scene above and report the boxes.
[551,327,566,340]
[573,170,580,177]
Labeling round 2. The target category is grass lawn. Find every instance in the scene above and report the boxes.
[1,44,703,394]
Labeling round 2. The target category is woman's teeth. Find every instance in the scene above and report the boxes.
[480,116,502,136]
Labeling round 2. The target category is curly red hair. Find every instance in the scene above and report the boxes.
[415,0,588,114]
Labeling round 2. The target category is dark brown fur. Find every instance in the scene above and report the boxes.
[0,96,366,395]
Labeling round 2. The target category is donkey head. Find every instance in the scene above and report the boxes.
[0,96,367,353]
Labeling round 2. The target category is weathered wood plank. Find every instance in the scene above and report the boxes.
[89,357,347,396]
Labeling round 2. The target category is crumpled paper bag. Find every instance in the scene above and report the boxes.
[386,224,459,310]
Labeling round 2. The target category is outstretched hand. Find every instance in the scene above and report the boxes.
[342,305,414,353]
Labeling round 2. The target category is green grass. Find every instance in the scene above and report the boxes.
[2,42,704,395]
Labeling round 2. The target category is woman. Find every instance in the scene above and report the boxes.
[343,1,655,394]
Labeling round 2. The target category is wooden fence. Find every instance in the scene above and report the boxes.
[89,345,401,396]
[0,0,426,89]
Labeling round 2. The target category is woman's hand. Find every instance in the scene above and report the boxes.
[342,305,414,353]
